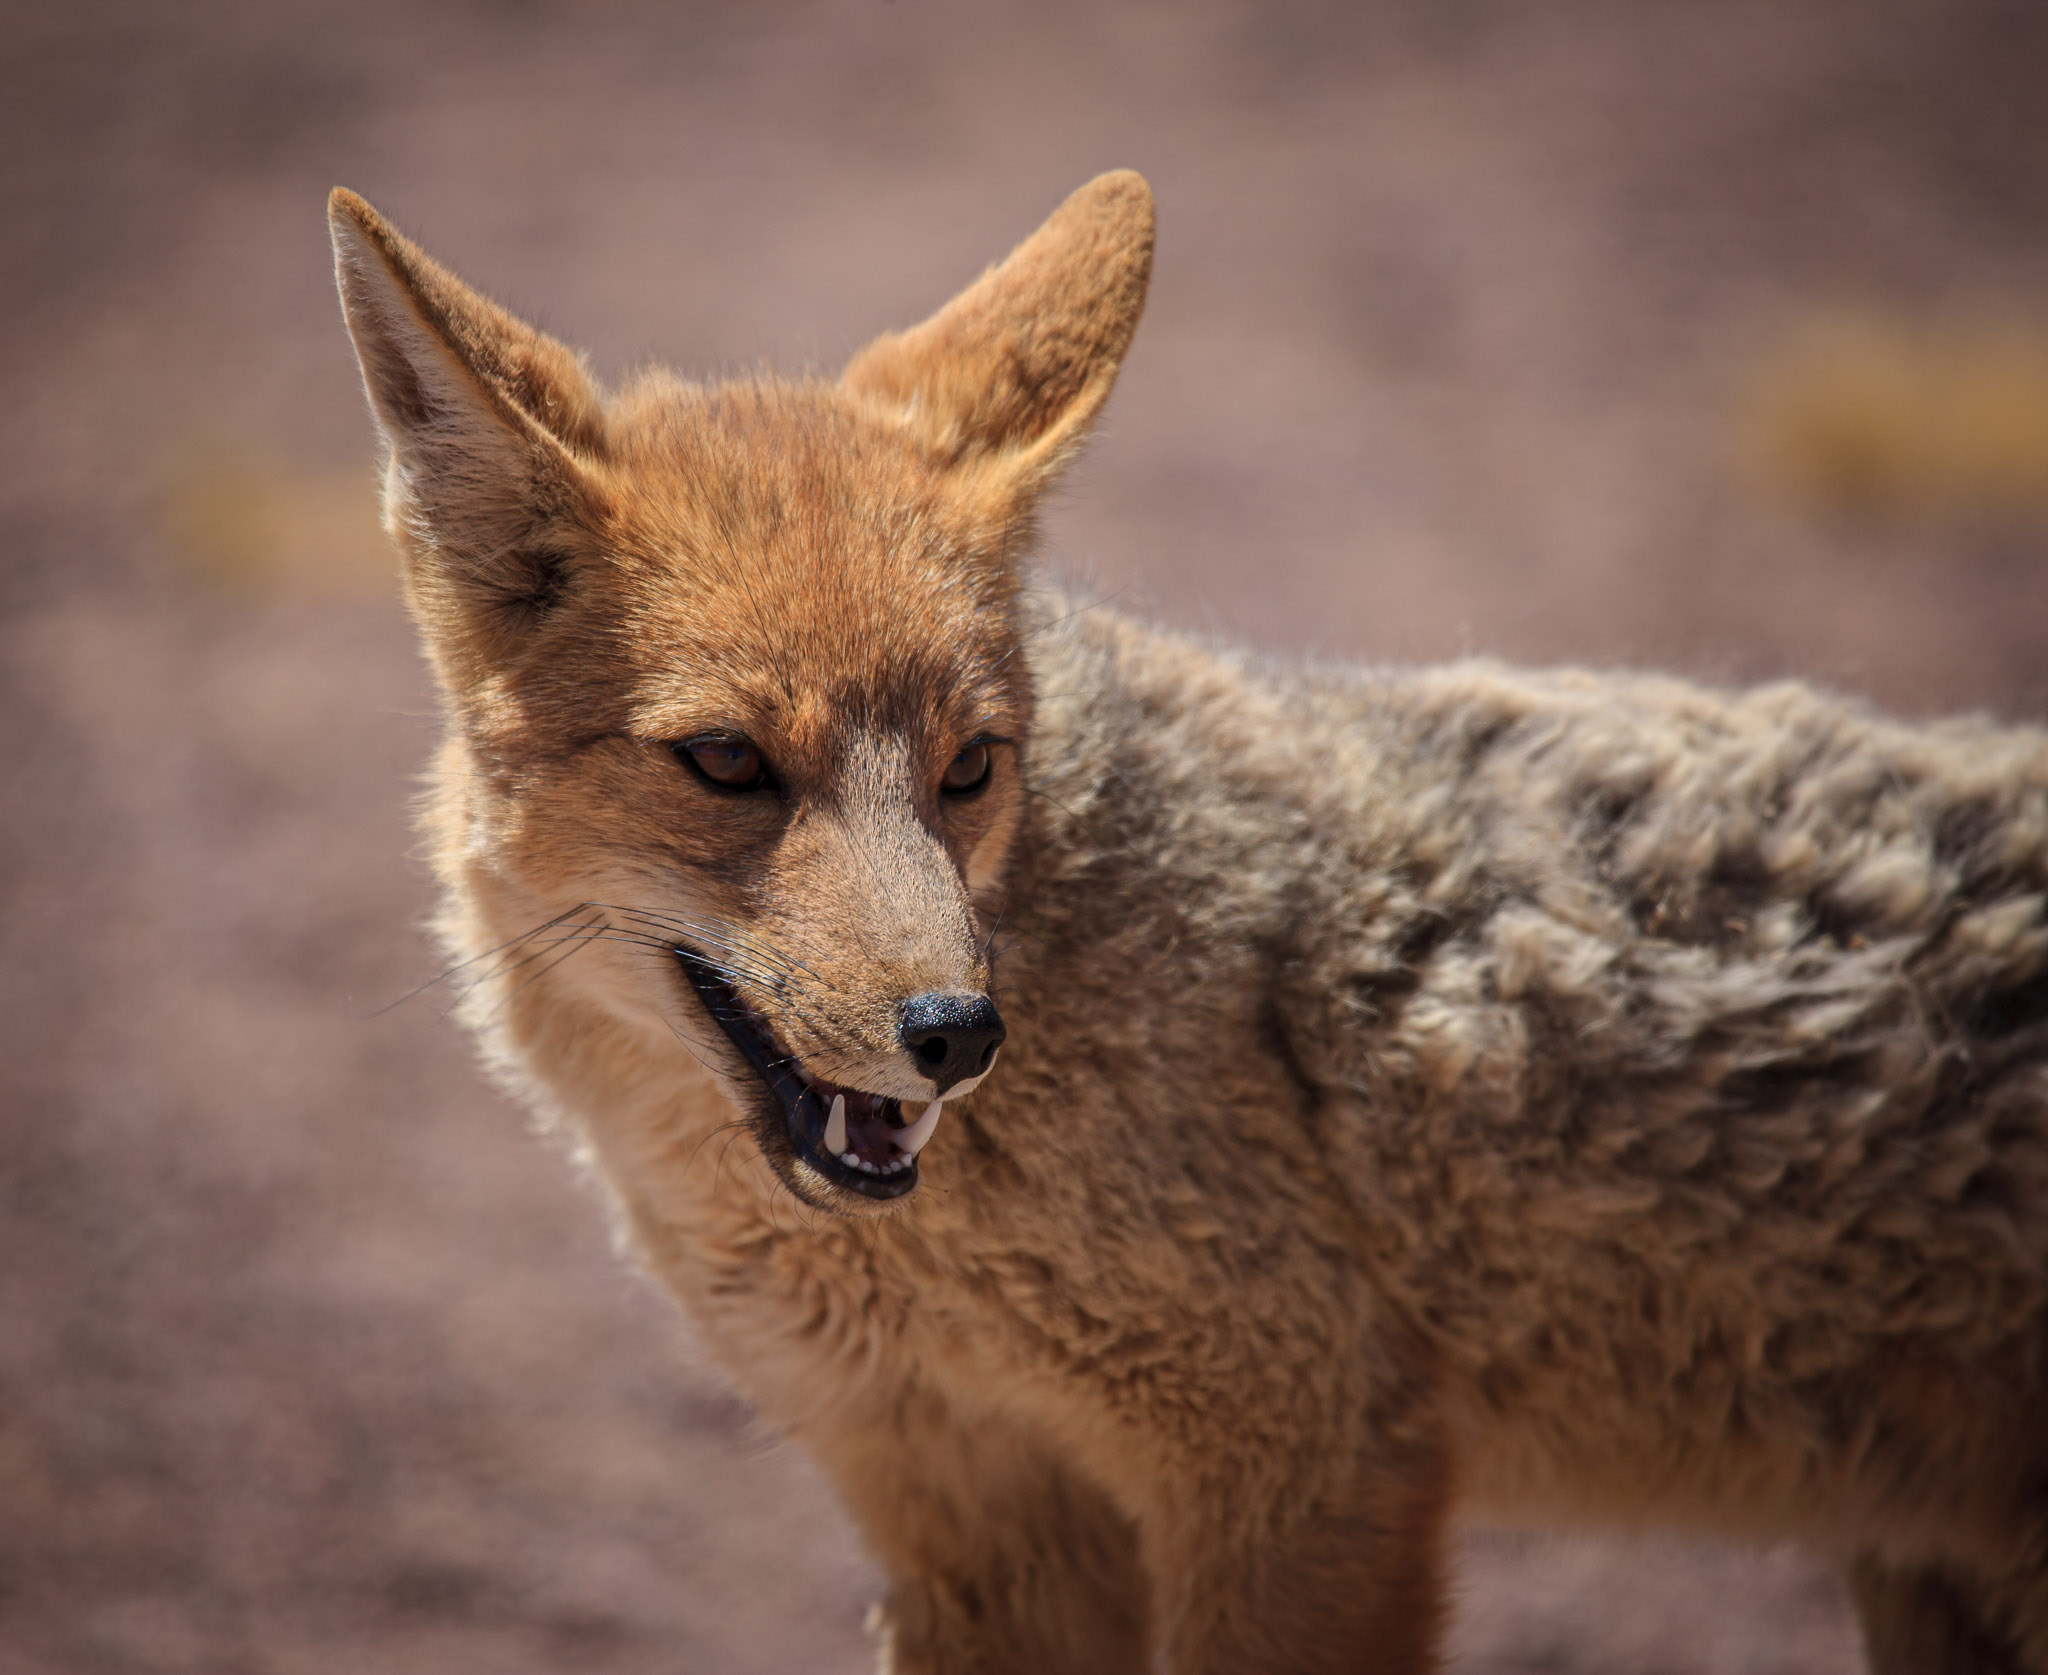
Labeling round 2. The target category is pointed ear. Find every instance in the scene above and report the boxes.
[841,170,1154,504]
[327,188,606,668]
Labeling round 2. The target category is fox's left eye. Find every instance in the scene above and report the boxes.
[940,741,993,797]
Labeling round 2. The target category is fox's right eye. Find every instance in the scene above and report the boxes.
[674,735,774,793]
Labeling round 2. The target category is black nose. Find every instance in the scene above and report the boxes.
[899,991,1006,1096]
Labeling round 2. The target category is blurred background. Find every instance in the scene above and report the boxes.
[5,1,2048,1669]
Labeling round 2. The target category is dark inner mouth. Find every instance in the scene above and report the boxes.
[674,948,922,1201]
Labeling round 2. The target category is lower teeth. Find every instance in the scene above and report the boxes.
[834,1149,908,1177]
[818,1098,914,1179]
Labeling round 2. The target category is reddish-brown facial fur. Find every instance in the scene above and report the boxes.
[329,175,1149,1212]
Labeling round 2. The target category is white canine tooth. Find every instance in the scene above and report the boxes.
[897,1100,944,1158]
[823,1093,847,1155]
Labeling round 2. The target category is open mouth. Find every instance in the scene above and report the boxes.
[674,948,938,1201]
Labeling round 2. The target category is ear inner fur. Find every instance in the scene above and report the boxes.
[327,189,605,455]
[328,189,612,681]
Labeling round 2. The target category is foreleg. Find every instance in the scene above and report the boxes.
[816,1389,1149,1675]
[1147,1432,1450,1675]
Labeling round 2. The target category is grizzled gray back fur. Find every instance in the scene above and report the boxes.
[1011,594,2048,1667]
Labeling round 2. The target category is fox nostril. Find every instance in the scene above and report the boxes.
[899,990,1006,1096]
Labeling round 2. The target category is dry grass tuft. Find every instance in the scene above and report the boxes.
[1741,313,2048,524]
[153,434,393,597]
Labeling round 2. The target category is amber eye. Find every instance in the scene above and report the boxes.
[675,735,772,792]
[940,740,993,797]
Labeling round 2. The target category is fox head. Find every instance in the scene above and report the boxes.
[331,174,1154,1214]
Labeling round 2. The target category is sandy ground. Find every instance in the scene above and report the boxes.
[4,1,2047,1669]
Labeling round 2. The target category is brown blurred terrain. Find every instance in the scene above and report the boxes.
[4,2,2047,1669]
